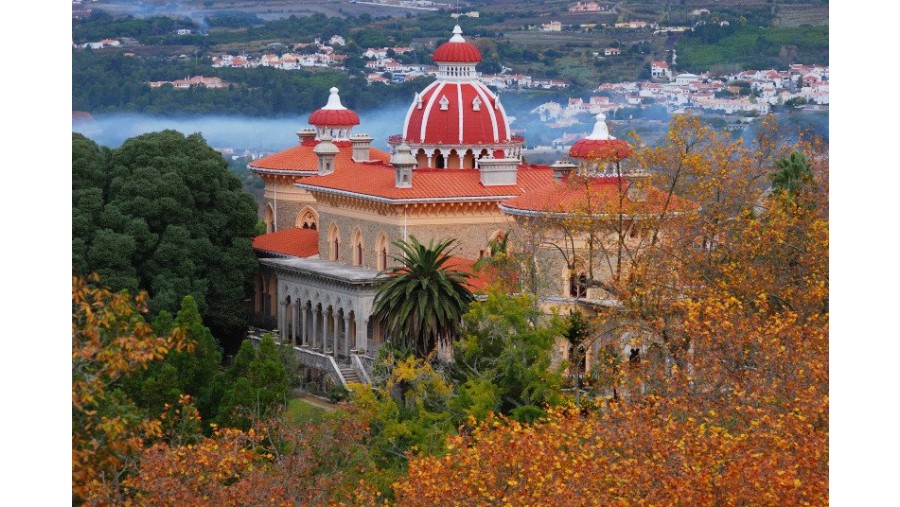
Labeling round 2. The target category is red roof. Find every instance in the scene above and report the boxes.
[253,228,319,257]
[444,256,504,293]
[308,108,360,127]
[433,40,482,63]
[250,141,391,173]
[569,138,633,160]
[299,164,554,202]
[500,175,696,217]
[403,81,511,145]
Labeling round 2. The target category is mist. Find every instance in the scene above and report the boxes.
[73,106,410,153]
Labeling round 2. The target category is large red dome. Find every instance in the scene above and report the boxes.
[307,87,360,127]
[402,80,511,145]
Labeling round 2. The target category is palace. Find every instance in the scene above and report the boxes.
[248,26,687,386]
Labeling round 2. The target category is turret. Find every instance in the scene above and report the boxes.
[391,143,416,188]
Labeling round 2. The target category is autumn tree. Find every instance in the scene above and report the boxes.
[392,119,829,505]
[72,275,190,504]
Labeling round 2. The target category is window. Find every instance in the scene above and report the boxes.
[569,272,587,298]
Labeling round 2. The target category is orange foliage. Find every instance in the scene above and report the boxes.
[72,275,190,503]
[394,117,829,505]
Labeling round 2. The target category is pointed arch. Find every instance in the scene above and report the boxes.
[352,227,364,267]
[375,232,389,271]
[264,203,275,233]
[296,206,319,230]
[328,222,341,262]
[567,257,589,298]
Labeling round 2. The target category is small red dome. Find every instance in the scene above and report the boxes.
[432,25,482,63]
[569,139,632,161]
[308,108,360,127]
[308,87,360,127]
[433,41,481,63]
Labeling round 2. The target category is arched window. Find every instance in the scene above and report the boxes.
[433,149,445,169]
[568,259,588,298]
[376,233,389,271]
[296,207,319,230]
[328,223,341,262]
[352,228,364,267]
[264,204,275,234]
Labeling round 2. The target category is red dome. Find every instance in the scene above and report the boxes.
[569,139,632,161]
[308,108,360,127]
[307,87,360,127]
[433,41,481,63]
[402,80,511,145]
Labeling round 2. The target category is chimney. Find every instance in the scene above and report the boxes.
[626,170,651,202]
[297,128,316,145]
[477,154,519,186]
[350,133,373,162]
[550,160,577,182]
[313,133,339,175]
[391,143,416,188]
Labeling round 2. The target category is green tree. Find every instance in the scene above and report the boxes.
[450,291,565,422]
[125,296,226,426]
[372,236,474,358]
[770,151,814,200]
[217,336,290,429]
[72,131,258,345]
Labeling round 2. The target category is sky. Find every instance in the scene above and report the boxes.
[1,1,895,503]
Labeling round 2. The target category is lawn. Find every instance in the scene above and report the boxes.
[286,398,328,424]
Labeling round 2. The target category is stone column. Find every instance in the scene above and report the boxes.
[356,318,368,354]
[300,305,308,347]
[344,315,352,357]
[332,312,339,356]
[279,300,287,343]
[312,309,320,350]
[290,301,297,345]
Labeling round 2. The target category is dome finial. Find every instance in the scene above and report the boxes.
[450,24,465,42]
[586,112,613,140]
[323,87,346,110]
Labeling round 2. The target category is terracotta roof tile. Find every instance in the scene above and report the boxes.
[299,164,555,202]
[500,175,696,216]
[445,256,494,292]
[249,142,391,173]
[253,228,319,257]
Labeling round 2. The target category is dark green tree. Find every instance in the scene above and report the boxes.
[123,296,226,426]
[217,335,290,429]
[372,237,474,358]
[72,131,258,345]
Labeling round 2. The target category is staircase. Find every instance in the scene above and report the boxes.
[338,364,361,384]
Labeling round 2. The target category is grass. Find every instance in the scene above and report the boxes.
[286,398,328,424]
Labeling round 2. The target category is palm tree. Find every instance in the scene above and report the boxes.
[372,236,474,358]
[770,151,813,200]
